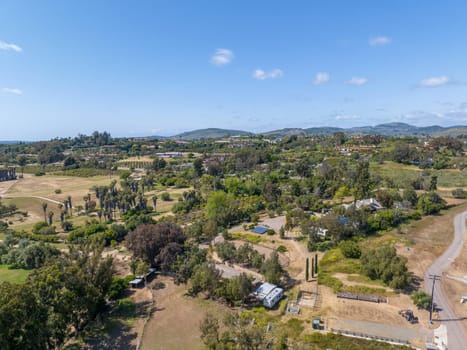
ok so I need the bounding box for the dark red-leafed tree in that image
[126,222,186,268]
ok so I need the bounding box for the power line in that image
[429,274,441,324]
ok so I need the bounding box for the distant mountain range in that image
[163,123,467,140]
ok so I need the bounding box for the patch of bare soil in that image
[319,284,432,331]
[140,276,230,350]
[83,287,152,350]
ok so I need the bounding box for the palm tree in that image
[17,156,27,178]
[41,202,48,223]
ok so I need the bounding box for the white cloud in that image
[398,105,467,125]
[334,114,360,121]
[210,48,234,66]
[0,40,22,52]
[369,36,391,46]
[346,77,368,86]
[419,75,451,87]
[253,68,284,80]
[2,88,23,95]
[313,72,330,85]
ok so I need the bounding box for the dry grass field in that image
[0,174,117,229]
[398,203,467,279]
[141,276,230,350]
[5,174,118,205]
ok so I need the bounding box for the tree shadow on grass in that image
[403,272,423,294]
[83,319,138,350]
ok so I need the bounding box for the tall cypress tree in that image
[315,254,318,275]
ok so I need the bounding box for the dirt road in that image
[0,180,17,196]
[424,210,467,350]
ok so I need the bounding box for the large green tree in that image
[0,282,48,350]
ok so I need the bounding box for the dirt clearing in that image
[141,276,230,350]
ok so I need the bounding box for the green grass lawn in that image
[318,248,387,295]
[370,161,467,188]
[0,264,30,284]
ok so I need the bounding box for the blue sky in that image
[1,0,467,140]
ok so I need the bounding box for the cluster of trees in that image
[0,242,115,349]
[199,312,406,350]
[190,263,254,306]
[216,242,265,269]
[67,220,128,245]
[390,137,463,169]
[0,235,59,269]
[360,246,411,289]
[200,313,272,349]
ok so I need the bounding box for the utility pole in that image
[429,274,441,324]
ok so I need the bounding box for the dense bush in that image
[452,188,466,199]
[32,222,56,235]
[339,240,361,258]
[411,290,431,310]
[160,192,171,201]
[417,192,446,214]
[360,246,411,289]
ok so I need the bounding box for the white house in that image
[343,198,384,211]
[316,228,328,237]
[254,282,284,308]
[263,287,284,308]
[254,282,277,301]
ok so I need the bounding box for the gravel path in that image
[424,210,467,350]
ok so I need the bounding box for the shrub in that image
[316,241,335,252]
[339,240,361,259]
[452,188,466,199]
[61,221,73,231]
[276,245,287,253]
[32,222,56,235]
[417,192,446,215]
[160,192,171,201]
[54,189,62,194]
[108,277,130,300]
[411,290,431,310]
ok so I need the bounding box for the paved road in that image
[424,210,467,350]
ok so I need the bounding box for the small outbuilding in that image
[129,278,144,288]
